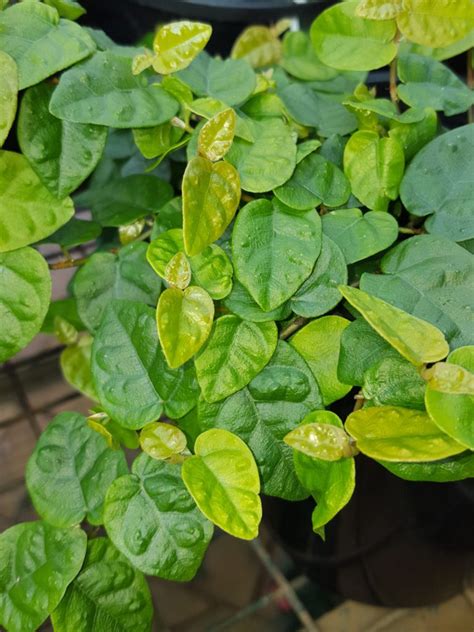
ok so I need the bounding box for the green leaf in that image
[274,152,350,211]
[164,251,191,290]
[321,208,399,264]
[151,21,212,74]
[0,247,51,363]
[360,235,474,349]
[345,406,465,461]
[104,454,213,581]
[344,96,426,125]
[18,83,107,198]
[197,340,323,500]
[152,196,183,236]
[42,218,101,249]
[281,31,338,81]
[133,122,183,159]
[178,52,256,105]
[147,228,184,278]
[0,521,86,632]
[290,316,352,406]
[290,235,347,318]
[190,244,233,300]
[51,537,153,632]
[339,285,449,366]
[232,198,321,311]
[224,280,292,323]
[396,0,474,48]
[226,117,297,192]
[0,1,95,89]
[140,422,187,460]
[231,25,281,68]
[0,51,17,147]
[41,297,84,334]
[296,139,323,163]
[363,355,426,409]
[379,451,474,482]
[397,53,474,116]
[285,414,356,461]
[26,412,127,527]
[182,156,240,256]
[50,51,179,128]
[425,361,474,449]
[73,243,161,333]
[157,286,214,369]
[60,334,97,400]
[344,130,405,211]
[92,300,200,427]
[0,151,74,252]
[198,108,236,162]
[43,0,86,20]
[292,410,355,537]
[388,107,437,161]
[195,315,277,403]
[182,428,262,539]
[310,1,397,71]
[448,345,474,372]
[400,124,474,241]
[356,0,403,19]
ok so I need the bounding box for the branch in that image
[279,316,309,340]
[49,257,88,270]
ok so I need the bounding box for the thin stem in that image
[398,226,424,235]
[279,316,309,340]
[389,56,398,104]
[49,257,88,270]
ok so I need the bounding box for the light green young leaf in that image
[231,25,281,68]
[281,31,338,81]
[190,244,233,300]
[388,107,438,161]
[183,156,240,256]
[51,537,153,632]
[345,406,465,461]
[140,422,187,460]
[60,334,97,400]
[152,21,212,74]
[44,0,86,20]
[290,316,352,406]
[0,151,74,252]
[0,1,95,89]
[133,122,184,159]
[182,428,262,539]
[50,51,179,128]
[157,286,214,369]
[321,208,399,264]
[285,415,356,461]
[344,130,405,211]
[0,521,86,632]
[195,315,277,403]
[356,0,403,19]
[448,345,474,373]
[26,412,127,527]
[147,228,184,278]
[232,198,321,311]
[165,252,192,289]
[339,285,449,366]
[0,51,17,147]
[310,1,397,71]
[0,247,51,363]
[198,108,236,162]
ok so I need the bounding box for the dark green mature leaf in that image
[182,428,262,540]
[51,537,153,632]
[400,124,474,241]
[232,198,321,311]
[197,340,323,500]
[73,242,161,332]
[293,411,355,537]
[0,1,95,89]
[42,218,101,249]
[190,244,233,300]
[0,521,86,632]
[0,51,17,147]
[90,174,173,227]
[50,51,179,128]
[360,235,474,349]
[363,355,426,409]
[0,151,74,252]
[18,83,107,198]
[290,235,346,318]
[0,247,51,363]
[178,52,256,105]
[60,334,97,400]
[224,280,292,323]
[274,152,350,211]
[397,53,474,116]
[104,454,213,581]
[41,297,84,334]
[379,451,474,482]
[92,301,199,428]
[26,412,127,527]
[195,315,277,403]
[321,208,399,264]
[281,31,338,81]
[226,117,297,192]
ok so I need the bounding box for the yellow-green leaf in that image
[198,108,236,162]
[181,429,262,539]
[60,334,97,401]
[183,156,240,257]
[356,0,403,20]
[139,422,187,460]
[157,286,214,369]
[231,25,281,68]
[152,21,212,75]
[285,411,357,461]
[345,406,465,462]
[0,51,17,147]
[147,228,184,278]
[339,285,449,366]
[165,251,191,290]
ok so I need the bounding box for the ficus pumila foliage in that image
[0,0,473,629]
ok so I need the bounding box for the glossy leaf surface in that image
[152,21,212,74]
[198,108,236,161]
[285,414,356,461]
[140,422,187,460]
[0,51,17,147]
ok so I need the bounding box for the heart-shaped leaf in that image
[139,422,187,460]
[281,31,338,81]
[190,244,233,300]
[60,334,97,401]
[198,107,236,161]
[147,228,184,278]
[165,252,192,289]
[231,25,281,68]
[224,280,292,323]
[0,51,17,147]
[152,21,212,74]
[182,428,262,539]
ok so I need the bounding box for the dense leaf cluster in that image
[0,0,473,629]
